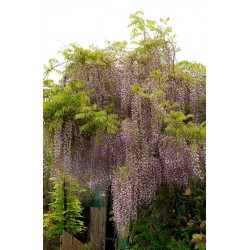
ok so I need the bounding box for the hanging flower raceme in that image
[44,11,206,238]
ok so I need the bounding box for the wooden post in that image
[115,239,118,250]
[61,231,73,250]
[89,207,106,250]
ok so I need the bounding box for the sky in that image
[43,0,205,71]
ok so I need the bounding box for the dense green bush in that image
[128,178,206,250]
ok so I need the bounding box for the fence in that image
[60,207,107,250]
[60,231,89,250]
[60,207,106,250]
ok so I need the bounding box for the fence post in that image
[89,207,106,250]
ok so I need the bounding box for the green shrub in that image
[43,173,86,240]
[128,177,206,249]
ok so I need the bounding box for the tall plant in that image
[43,173,86,240]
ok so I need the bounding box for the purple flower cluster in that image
[50,43,206,236]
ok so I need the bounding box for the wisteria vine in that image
[44,11,206,237]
